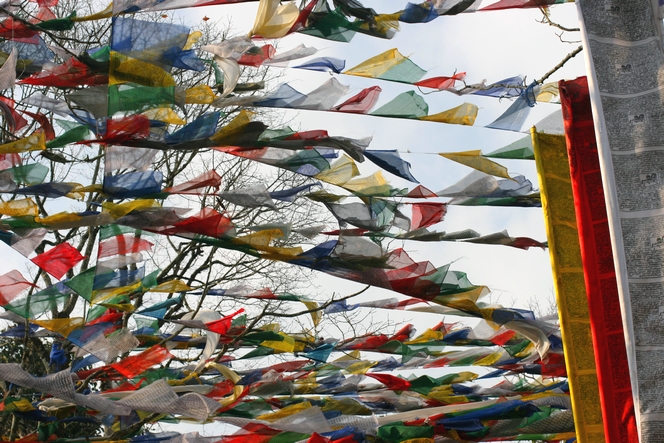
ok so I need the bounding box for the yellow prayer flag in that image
[474,351,504,366]
[425,393,469,405]
[427,385,453,398]
[92,282,143,305]
[72,3,112,21]
[103,199,161,218]
[533,129,605,443]
[261,332,295,353]
[344,48,406,79]
[314,155,360,187]
[300,300,321,327]
[536,82,560,103]
[184,85,217,105]
[7,398,35,412]
[75,184,104,194]
[142,108,186,125]
[148,279,192,293]
[109,51,175,87]
[344,360,376,374]
[438,150,512,180]
[0,131,45,154]
[406,328,443,344]
[258,245,304,261]
[36,211,81,227]
[36,211,113,230]
[249,0,300,39]
[0,198,38,216]
[334,350,361,362]
[420,103,478,126]
[234,229,284,248]
[183,31,203,51]
[343,171,387,194]
[209,110,254,145]
[257,401,311,422]
[32,317,84,337]
[64,183,86,200]
[374,13,401,22]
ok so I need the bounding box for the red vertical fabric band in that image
[560,76,638,443]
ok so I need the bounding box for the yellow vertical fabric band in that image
[532,128,605,443]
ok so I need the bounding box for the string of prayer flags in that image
[212,79,479,126]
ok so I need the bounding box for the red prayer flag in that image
[490,330,516,346]
[347,334,390,350]
[0,153,21,169]
[244,288,275,299]
[366,373,411,391]
[415,72,466,91]
[560,77,638,443]
[237,44,275,67]
[103,378,147,393]
[307,434,331,443]
[80,115,151,145]
[86,309,123,327]
[410,202,447,229]
[389,324,414,342]
[284,130,328,141]
[204,379,235,399]
[171,208,234,237]
[0,270,37,305]
[0,97,28,132]
[205,309,244,335]
[406,185,437,198]
[333,86,382,114]
[289,0,317,33]
[21,57,108,88]
[30,242,84,279]
[0,17,38,39]
[220,423,279,443]
[98,234,154,259]
[23,111,55,140]
[111,344,172,378]
[164,170,222,195]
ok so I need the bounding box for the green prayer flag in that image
[371,91,428,119]
[46,125,91,149]
[63,267,96,302]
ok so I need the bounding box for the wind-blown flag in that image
[30,242,84,279]
[98,235,154,259]
[0,270,37,305]
[439,150,512,180]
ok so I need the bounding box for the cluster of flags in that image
[0,0,581,442]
